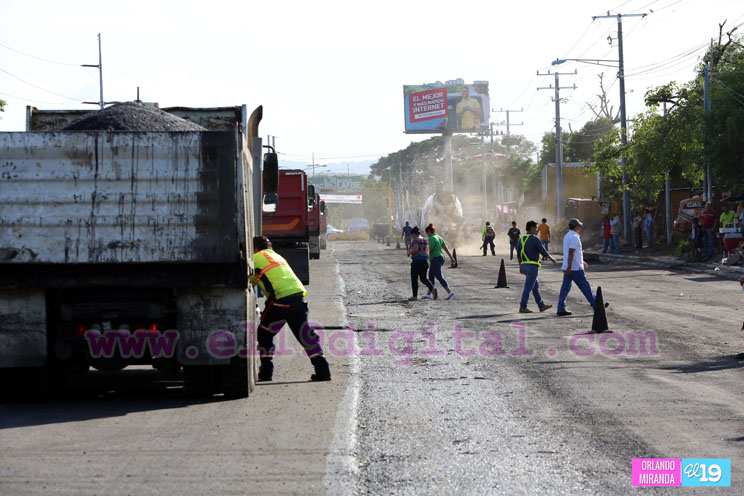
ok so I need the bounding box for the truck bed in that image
[0,130,248,286]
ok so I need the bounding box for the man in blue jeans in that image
[517,220,557,313]
[557,218,608,316]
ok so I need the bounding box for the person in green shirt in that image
[720,204,738,227]
[424,223,455,300]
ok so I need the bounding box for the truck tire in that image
[10,366,63,400]
[153,357,181,376]
[183,365,217,398]
[221,356,251,399]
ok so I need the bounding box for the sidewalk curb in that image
[590,251,744,280]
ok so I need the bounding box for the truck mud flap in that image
[0,289,47,368]
[275,246,310,284]
[309,235,320,260]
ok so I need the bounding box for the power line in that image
[0,90,76,106]
[0,40,80,66]
[650,0,686,13]
[0,66,80,101]
[630,0,661,14]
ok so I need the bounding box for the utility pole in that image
[538,70,576,220]
[593,11,647,244]
[703,38,713,201]
[492,108,524,155]
[82,33,105,109]
[663,103,672,245]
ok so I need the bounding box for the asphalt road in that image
[2,239,743,495]
[0,252,351,496]
[333,239,744,495]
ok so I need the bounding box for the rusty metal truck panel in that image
[0,130,240,265]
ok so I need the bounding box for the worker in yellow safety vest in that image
[517,220,556,314]
[250,235,331,382]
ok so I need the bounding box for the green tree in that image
[707,28,744,189]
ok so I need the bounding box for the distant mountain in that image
[278,159,374,177]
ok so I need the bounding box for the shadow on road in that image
[658,355,744,374]
[0,369,225,429]
[346,300,410,307]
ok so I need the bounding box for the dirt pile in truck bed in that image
[63,101,206,131]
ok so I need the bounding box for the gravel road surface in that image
[331,240,744,495]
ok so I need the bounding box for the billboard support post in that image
[444,130,453,192]
[482,135,488,220]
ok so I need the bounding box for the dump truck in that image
[420,191,464,247]
[0,103,275,399]
[262,169,312,283]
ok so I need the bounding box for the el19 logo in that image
[681,459,730,487]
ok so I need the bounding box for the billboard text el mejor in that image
[403,81,490,134]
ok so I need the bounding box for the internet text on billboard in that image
[404,80,490,134]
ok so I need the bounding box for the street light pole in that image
[593,11,647,244]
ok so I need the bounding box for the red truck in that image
[262,170,312,283]
[307,188,327,259]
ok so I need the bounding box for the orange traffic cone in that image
[591,286,608,333]
[494,259,508,288]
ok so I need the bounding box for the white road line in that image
[323,246,360,495]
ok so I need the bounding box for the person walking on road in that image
[611,214,621,253]
[408,226,435,300]
[644,209,654,248]
[517,220,557,313]
[537,218,551,261]
[251,235,331,382]
[482,221,496,256]
[557,218,607,316]
[425,224,455,300]
[507,221,521,261]
[401,221,413,252]
[632,211,643,249]
[701,202,717,259]
[601,215,612,253]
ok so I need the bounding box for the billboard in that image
[310,175,363,193]
[404,80,490,134]
[322,194,363,204]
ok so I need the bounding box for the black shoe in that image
[482,253,487,256]
[258,358,273,382]
[557,311,572,316]
[604,302,610,309]
[310,355,331,382]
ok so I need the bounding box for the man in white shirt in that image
[557,218,603,316]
